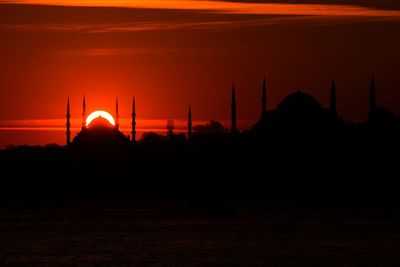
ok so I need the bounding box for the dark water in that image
[1,201,400,266]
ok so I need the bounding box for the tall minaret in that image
[368,76,376,123]
[66,96,71,146]
[131,95,136,143]
[261,76,267,119]
[115,96,119,130]
[330,79,337,116]
[188,103,192,142]
[231,82,238,135]
[82,95,86,130]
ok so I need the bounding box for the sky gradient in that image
[0,0,400,146]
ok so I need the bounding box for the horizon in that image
[0,117,250,147]
[0,80,390,148]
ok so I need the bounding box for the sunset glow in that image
[3,0,400,17]
[86,111,115,127]
[1,0,400,147]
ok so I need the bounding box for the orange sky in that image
[0,1,400,147]
[3,0,400,16]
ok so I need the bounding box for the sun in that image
[86,110,115,127]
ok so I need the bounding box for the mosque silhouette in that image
[67,96,132,147]
[65,76,398,147]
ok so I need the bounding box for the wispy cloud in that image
[2,15,394,34]
[0,17,303,33]
[2,0,400,17]
[1,1,399,35]
[53,47,193,56]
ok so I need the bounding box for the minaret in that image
[115,96,119,131]
[131,95,136,143]
[330,79,337,116]
[368,76,376,123]
[188,103,192,142]
[231,82,238,135]
[66,97,71,146]
[82,95,86,130]
[261,76,267,119]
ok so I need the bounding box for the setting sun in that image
[86,110,115,127]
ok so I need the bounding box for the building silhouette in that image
[82,95,86,131]
[251,79,343,133]
[368,76,376,123]
[231,82,238,135]
[132,96,136,143]
[64,77,399,147]
[115,97,120,131]
[261,76,267,120]
[364,76,397,128]
[66,96,131,147]
[330,79,337,116]
[66,97,71,146]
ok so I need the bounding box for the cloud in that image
[0,17,302,33]
[52,47,194,56]
[1,0,400,17]
[2,14,397,35]
[1,1,399,35]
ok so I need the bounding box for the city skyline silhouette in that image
[1,1,400,266]
[1,75,398,148]
[57,76,396,146]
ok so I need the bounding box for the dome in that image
[370,107,396,127]
[277,90,321,113]
[72,128,129,148]
[374,107,395,120]
[250,90,343,134]
[71,117,129,148]
[87,116,114,130]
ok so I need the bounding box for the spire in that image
[82,95,86,130]
[231,81,238,135]
[188,103,192,142]
[115,96,119,130]
[368,75,376,122]
[261,76,267,118]
[66,96,71,146]
[330,79,337,116]
[131,95,136,143]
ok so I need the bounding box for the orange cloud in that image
[0,17,302,33]
[2,0,400,17]
[2,15,394,35]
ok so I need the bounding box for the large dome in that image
[250,90,343,134]
[277,90,321,113]
[88,116,114,130]
[71,117,129,148]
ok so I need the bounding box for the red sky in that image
[0,0,400,146]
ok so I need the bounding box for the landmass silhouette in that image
[1,77,399,210]
[2,77,400,266]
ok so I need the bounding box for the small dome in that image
[370,107,396,127]
[374,107,395,120]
